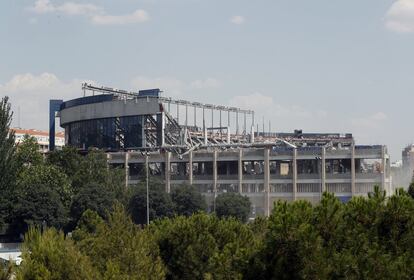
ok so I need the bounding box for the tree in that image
[70,182,117,225]
[69,150,129,204]
[16,227,98,280]
[9,165,72,235]
[0,262,13,280]
[73,205,166,279]
[171,184,207,216]
[253,200,325,280]
[0,96,18,229]
[152,213,258,279]
[71,151,116,191]
[128,180,174,225]
[408,182,414,199]
[15,134,43,167]
[245,188,414,280]
[215,192,251,223]
[47,146,82,179]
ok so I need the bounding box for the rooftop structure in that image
[50,84,392,217]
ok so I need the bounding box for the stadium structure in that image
[49,84,392,216]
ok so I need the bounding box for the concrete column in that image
[293,148,298,201]
[213,150,218,194]
[381,146,386,194]
[125,152,129,188]
[165,152,171,193]
[213,151,218,212]
[264,148,270,216]
[238,149,243,193]
[189,151,193,185]
[321,147,326,193]
[351,144,356,196]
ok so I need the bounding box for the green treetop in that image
[215,192,251,223]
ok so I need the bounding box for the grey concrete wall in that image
[60,98,160,125]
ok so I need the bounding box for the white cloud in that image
[0,73,93,130]
[57,2,103,16]
[30,0,149,25]
[130,76,221,98]
[32,0,55,13]
[230,15,245,25]
[32,0,102,15]
[91,9,149,25]
[385,0,414,33]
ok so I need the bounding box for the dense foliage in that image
[170,184,207,216]
[0,97,18,230]
[215,192,251,222]
[12,189,414,279]
[2,138,128,236]
[128,180,175,225]
[152,213,258,279]
[408,182,414,199]
[16,227,98,280]
[72,205,166,279]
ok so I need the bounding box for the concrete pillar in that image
[321,147,326,193]
[213,151,218,189]
[238,149,243,193]
[293,148,298,201]
[189,151,193,185]
[264,148,270,216]
[125,152,129,188]
[213,151,218,210]
[351,144,356,196]
[165,152,171,193]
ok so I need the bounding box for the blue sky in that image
[1,0,414,160]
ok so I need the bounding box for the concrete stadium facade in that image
[51,84,392,217]
[108,145,390,216]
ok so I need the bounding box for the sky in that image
[1,0,414,161]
